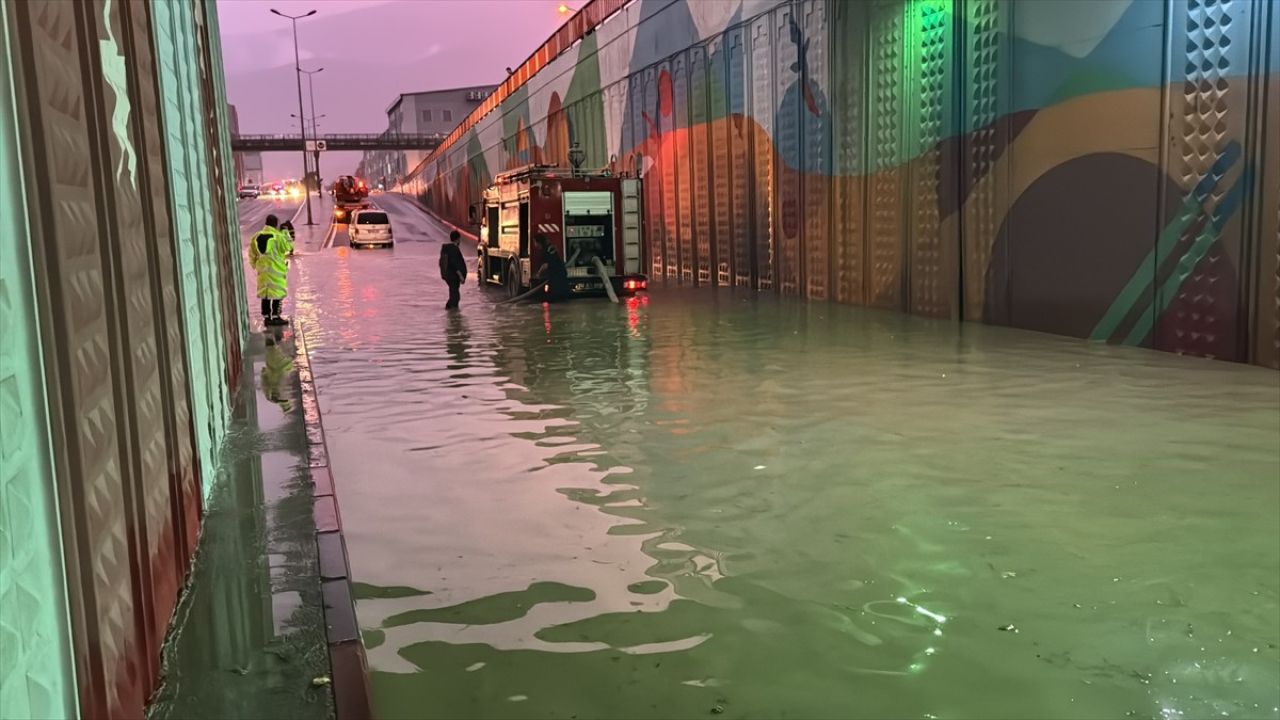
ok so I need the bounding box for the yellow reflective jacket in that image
[249,226,290,299]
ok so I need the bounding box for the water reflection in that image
[262,328,295,413]
[294,240,1280,720]
[445,311,469,369]
[150,330,330,720]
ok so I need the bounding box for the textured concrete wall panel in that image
[2,0,245,715]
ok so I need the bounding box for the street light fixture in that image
[271,7,316,224]
[290,112,327,136]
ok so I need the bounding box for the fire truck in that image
[471,165,648,300]
[332,175,370,222]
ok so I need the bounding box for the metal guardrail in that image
[231,133,445,152]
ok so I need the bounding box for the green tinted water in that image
[292,224,1279,720]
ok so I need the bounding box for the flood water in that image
[290,204,1279,720]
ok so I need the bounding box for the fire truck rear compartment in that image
[563,191,615,288]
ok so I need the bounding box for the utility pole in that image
[271,8,316,225]
[302,67,324,196]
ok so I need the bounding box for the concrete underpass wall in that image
[402,0,1279,368]
[0,1,244,717]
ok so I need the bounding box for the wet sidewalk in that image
[147,327,332,719]
[147,277,369,717]
[291,194,335,252]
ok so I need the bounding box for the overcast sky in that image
[217,0,571,180]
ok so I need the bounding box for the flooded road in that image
[290,195,1280,720]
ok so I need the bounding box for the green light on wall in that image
[0,9,78,720]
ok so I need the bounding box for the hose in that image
[593,256,619,304]
[499,283,546,305]
[497,257,620,305]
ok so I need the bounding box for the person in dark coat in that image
[534,234,570,301]
[439,229,467,309]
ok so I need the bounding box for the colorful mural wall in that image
[401,0,1279,368]
[1,0,245,717]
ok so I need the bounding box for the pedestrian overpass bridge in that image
[230,132,444,152]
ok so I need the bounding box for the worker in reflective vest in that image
[248,214,293,325]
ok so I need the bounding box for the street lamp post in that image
[301,67,324,196]
[292,107,327,195]
[271,8,316,225]
[289,115,310,166]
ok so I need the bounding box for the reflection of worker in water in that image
[261,331,294,413]
[534,233,570,301]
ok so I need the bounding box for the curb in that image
[294,322,373,720]
[289,199,308,226]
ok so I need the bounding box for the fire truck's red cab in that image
[473,166,648,299]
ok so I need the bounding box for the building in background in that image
[228,103,243,183]
[242,151,263,186]
[360,128,398,188]
[227,103,263,186]
[361,84,496,187]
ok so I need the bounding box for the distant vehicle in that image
[348,209,393,248]
[237,182,260,199]
[332,175,371,222]
[265,182,284,198]
[333,175,368,203]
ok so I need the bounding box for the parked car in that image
[348,209,393,248]
[237,182,260,199]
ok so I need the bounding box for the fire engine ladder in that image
[621,178,642,274]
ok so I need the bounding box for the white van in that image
[349,209,393,248]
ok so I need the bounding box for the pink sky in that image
[217,0,574,179]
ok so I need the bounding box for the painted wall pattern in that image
[1,0,246,717]
[402,0,1279,368]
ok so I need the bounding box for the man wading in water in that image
[439,229,467,309]
[534,233,570,301]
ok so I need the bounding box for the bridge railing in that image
[230,132,446,151]
[232,132,446,142]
